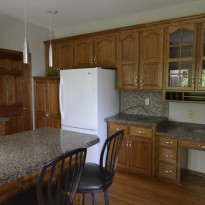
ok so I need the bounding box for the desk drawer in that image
[181,140,205,150]
[159,147,177,164]
[159,136,178,147]
[109,123,129,134]
[130,126,152,138]
[158,163,177,181]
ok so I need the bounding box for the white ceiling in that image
[0,0,199,31]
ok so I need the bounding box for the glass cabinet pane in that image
[170,30,180,45]
[169,28,193,59]
[168,61,192,87]
[201,61,205,88]
[182,29,193,44]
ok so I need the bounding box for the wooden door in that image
[34,77,60,129]
[0,49,32,134]
[165,23,197,91]
[94,33,116,67]
[74,38,94,67]
[139,28,164,90]
[47,78,61,128]
[118,30,139,89]
[34,79,47,128]
[129,136,152,176]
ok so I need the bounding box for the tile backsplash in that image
[120,91,168,117]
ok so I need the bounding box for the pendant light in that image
[48,10,58,67]
[23,0,29,64]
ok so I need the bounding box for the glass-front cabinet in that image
[165,23,197,90]
[197,22,205,90]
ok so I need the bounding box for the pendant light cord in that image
[24,0,27,38]
[49,11,51,44]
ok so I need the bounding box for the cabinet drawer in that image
[159,136,178,147]
[181,140,205,150]
[130,126,152,138]
[109,123,129,134]
[158,163,177,181]
[159,147,177,164]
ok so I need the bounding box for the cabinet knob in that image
[44,113,49,117]
[137,130,145,134]
[23,107,28,110]
[164,141,173,145]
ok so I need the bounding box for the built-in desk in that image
[157,121,205,183]
[0,127,99,203]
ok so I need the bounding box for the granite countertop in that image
[105,114,168,128]
[105,114,205,143]
[0,127,99,185]
[157,121,205,142]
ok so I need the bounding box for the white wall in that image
[169,102,205,173]
[0,13,50,76]
[0,13,51,128]
[55,0,205,38]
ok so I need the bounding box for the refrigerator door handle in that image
[59,78,64,120]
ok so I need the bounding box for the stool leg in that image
[82,194,85,205]
[91,193,95,205]
[104,190,109,205]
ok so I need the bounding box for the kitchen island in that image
[0,127,99,203]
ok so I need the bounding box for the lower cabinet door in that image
[129,136,152,176]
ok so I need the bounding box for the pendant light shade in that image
[23,37,29,64]
[49,42,53,67]
[23,0,29,64]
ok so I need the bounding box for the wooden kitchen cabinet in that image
[74,33,117,68]
[118,27,164,90]
[44,40,74,76]
[34,77,61,128]
[108,122,154,176]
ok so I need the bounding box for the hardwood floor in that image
[83,171,205,205]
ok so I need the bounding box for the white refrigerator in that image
[59,67,119,164]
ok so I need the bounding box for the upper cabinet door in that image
[139,28,164,90]
[94,33,116,67]
[118,30,139,89]
[197,22,205,91]
[74,38,94,68]
[60,41,74,70]
[165,23,197,90]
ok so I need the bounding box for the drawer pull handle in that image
[115,128,121,131]
[164,141,173,145]
[163,154,173,158]
[137,130,145,134]
[162,168,174,173]
[198,145,205,149]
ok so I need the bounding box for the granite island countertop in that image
[0,127,99,185]
[105,114,168,128]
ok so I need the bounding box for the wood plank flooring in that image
[83,171,205,205]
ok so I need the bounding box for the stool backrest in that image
[37,148,87,205]
[100,130,124,180]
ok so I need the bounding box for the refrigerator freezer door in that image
[60,68,98,131]
[61,125,99,164]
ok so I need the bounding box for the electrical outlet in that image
[145,98,149,106]
[188,110,194,118]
